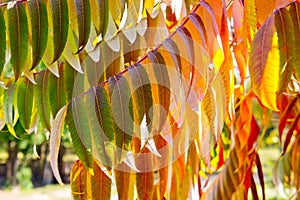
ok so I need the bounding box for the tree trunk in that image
[6,141,18,186]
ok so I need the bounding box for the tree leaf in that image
[7,1,28,80]
[188,13,207,49]
[274,8,295,94]
[91,0,109,37]
[66,104,94,174]
[48,63,66,117]
[50,0,69,63]
[255,153,265,200]
[288,2,300,81]
[162,38,182,76]
[63,60,77,101]
[244,0,257,41]
[0,88,5,130]
[282,113,300,155]
[128,64,153,136]
[94,86,114,142]
[176,26,195,98]
[108,75,133,157]
[35,69,51,131]
[114,167,134,200]
[62,25,83,73]
[0,9,5,76]
[201,73,225,140]
[109,0,125,27]
[28,0,48,70]
[70,160,88,200]
[50,105,67,186]
[74,0,91,53]
[90,161,112,200]
[135,149,154,200]
[17,77,34,131]
[278,96,298,142]
[3,83,19,138]
[249,15,280,111]
[147,50,170,133]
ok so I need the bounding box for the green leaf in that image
[35,69,51,131]
[63,60,77,101]
[90,0,109,37]
[275,8,295,94]
[17,77,34,131]
[74,0,91,53]
[0,9,5,76]
[66,104,94,174]
[7,1,28,80]
[71,86,113,167]
[50,0,69,63]
[3,83,19,138]
[50,105,68,186]
[94,86,114,142]
[128,64,153,136]
[48,63,66,117]
[108,75,133,154]
[289,2,300,81]
[28,0,48,70]
[147,50,170,132]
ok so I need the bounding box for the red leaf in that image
[283,113,300,155]
[248,115,260,148]
[255,153,265,200]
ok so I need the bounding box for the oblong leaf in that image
[90,161,112,200]
[71,85,115,167]
[90,0,109,37]
[128,64,153,135]
[50,0,69,63]
[188,13,207,49]
[17,77,34,131]
[70,160,88,200]
[3,83,19,138]
[28,0,48,70]
[94,86,114,142]
[147,50,170,132]
[249,15,280,111]
[74,0,91,53]
[35,69,51,131]
[176,26,195,98]
[66,104,94,174]
[114,167,134,200]
[0,9,5,76]
[289,2,300,80]
[108,75,133,155]
[63,60,77,101]
[48,63,66,117]
[275,8,295,94]
[162,38,182,77]
[50,105,68,186]
[109,0,125,27]
[7,1,28,80]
